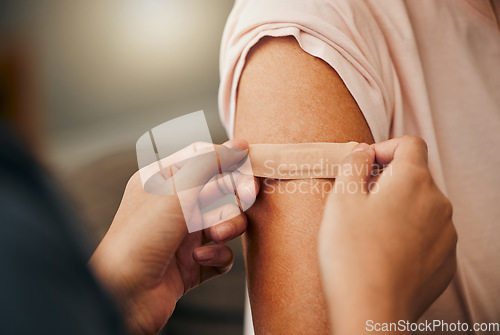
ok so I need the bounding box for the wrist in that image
[327,287,411,335]
[89,243,133,310]
[89,250,146,334]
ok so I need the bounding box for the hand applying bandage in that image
[319,136,457,335]
[89,139,258,335]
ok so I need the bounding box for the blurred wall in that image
[22,0,234,173]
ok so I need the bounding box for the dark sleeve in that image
[0,123,126,335]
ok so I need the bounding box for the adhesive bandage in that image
[247,142,358,179]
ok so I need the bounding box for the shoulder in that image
[220,0,407,140]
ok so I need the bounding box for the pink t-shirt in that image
[219,0,500,331]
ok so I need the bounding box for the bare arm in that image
[235,36,374,334]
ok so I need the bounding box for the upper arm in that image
[235,36,374,334]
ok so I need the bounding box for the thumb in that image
[335,143,375,195]
[171,145,248,233]
[173,145,248,193]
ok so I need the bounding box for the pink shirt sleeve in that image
[218,0,396,142]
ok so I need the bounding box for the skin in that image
[235,36,373,334]
[89,139,258,335]
[319,138,457,334]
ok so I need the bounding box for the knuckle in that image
[445,221,458,257]
[419,169,433,186]
[442,198,454,218]
[127,170,142,187]
[130,169,141,181]
[405,162,431,183]
[446,218,458,242]
[413,164,430,178]
[403,135,428,152]
[448,254,458,278]
[403,134,425,146]
[442,235,458,281]
[452,225,458,245]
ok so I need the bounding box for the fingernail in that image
[215,223,234,242]
[223,140,235,149]
[245,185,256,199]
[196,248,216,262]
[352,143,374,154]
[223,140,248,152]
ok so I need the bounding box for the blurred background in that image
[0,1,247,334]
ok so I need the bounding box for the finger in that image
[144,144,250,198]
[216,145,250,172]
[197,140,254,206]
[172,146,248,193]
[139,140,248,192]
[159,141,215,169]
[163,139,249,171]
[142,172,173,195]
[155,139,249,179]
[140,141,215,194]
[335,143,375,195]
[198,171,259,209]
[202,205,247,244]
[222,138,250,151]
[172,141,250,232]
[371,135,428,166]
[193,245,234,283]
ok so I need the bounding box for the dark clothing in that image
[0,123,125,334]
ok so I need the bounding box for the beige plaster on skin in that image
[247,142,358,179]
